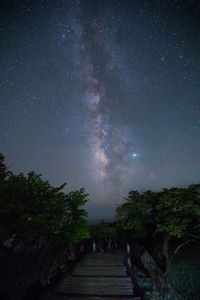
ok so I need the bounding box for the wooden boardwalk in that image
[55,252,140,300]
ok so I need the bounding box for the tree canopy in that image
[0,153,89,299]
[90,220,117,251]
[116,187,200,241]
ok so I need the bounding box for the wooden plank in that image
[72,265,127,276]
[63,276,132,283]
[57,276,133,296]
[56,252,135,298]
[80,262,124,265]
[71,298,141,300]
[58,288,134,296]
[81,255,124,260]
[81,253,123,265]
[80,259,124,266]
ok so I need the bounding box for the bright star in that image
[131,153,139,158]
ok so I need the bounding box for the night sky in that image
[1,0,200,220]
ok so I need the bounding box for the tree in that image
[115,186,200,291]
[91,220,117,251]
[0,172,89,244]
[0,153,89,299]
[0,153,8,180]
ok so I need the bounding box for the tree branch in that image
[174,239,195,256]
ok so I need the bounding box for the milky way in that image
[81,2,135,185]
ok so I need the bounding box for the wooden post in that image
[126,243,131,267]
[92,241,96,252]
[127,243,130,254]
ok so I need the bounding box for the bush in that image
[169,260,200,299]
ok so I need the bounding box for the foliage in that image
[115,186,200,291]
[91,220,117,251]
[0,153,89,299]
[116,187,200,240]
[91,220,117,239]
[0,172,89,246]
[169,260,200,299]
[0,153,7,179]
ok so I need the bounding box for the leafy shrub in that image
[169,261,200,299]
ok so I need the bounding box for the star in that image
[131,153,139,158]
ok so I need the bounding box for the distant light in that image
[131,153,139,158]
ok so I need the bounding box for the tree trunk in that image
[133,235,196,296]
[140,249,168,291]
[162,234,172,279]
